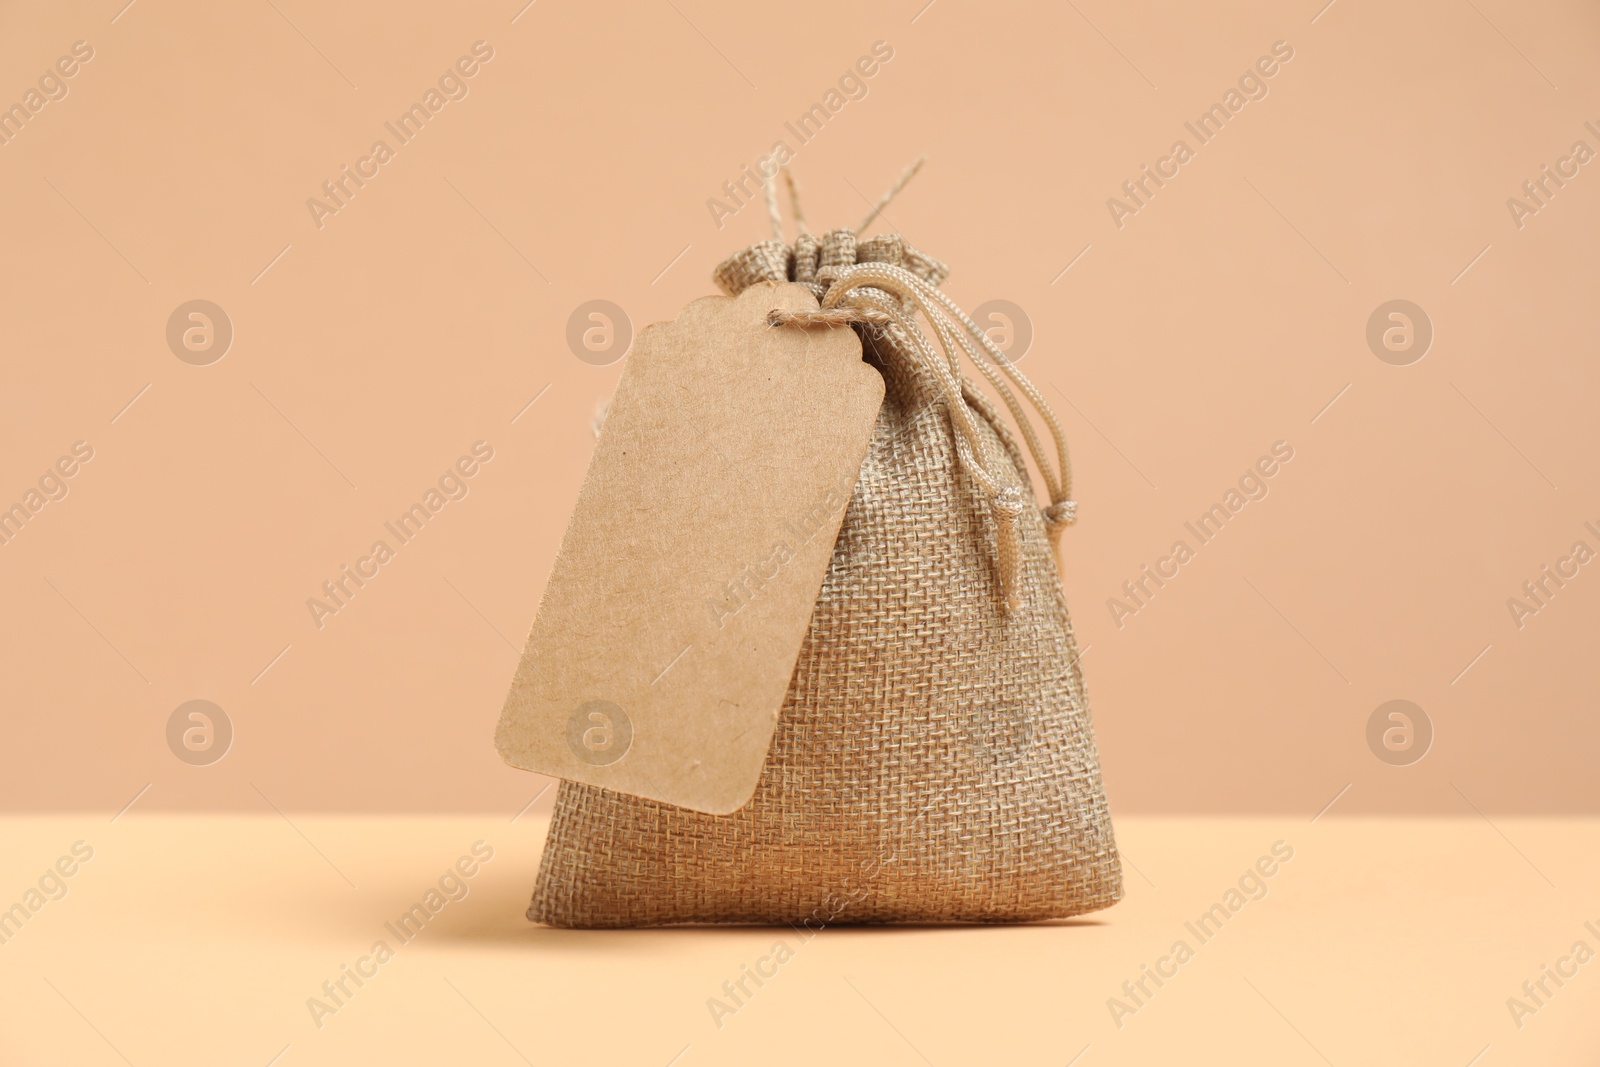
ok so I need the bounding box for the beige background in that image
[2,0,1597,818]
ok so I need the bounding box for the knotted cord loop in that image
[773,260,1078,611]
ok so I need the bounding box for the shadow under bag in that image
[529,229,1122,926]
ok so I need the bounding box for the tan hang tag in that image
[495,281,884,815]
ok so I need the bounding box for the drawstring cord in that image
[771,261,1077,612]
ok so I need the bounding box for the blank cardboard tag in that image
[495,282,884,815]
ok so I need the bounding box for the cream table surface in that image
[0,814,1592,1066]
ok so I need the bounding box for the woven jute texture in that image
[529,229,1121,927]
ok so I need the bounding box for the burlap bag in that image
[528,228,1121,926]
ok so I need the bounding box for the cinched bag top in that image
[714,228,949,301]
[716,226,1078,613]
